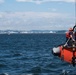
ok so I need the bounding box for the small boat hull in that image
[59,46,76,64]
[52,46,76,66]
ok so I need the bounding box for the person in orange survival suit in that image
[73,24,76,40]
[63,28,75,47]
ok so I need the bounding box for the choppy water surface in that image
[0,34,76,75]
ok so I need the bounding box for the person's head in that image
[69,28,73,32]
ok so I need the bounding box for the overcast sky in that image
[0,0,75,30]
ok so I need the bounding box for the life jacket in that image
[66,31,76,40]
[66,32,70,38]
[70,31,76,41]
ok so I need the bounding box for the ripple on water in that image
[0,34,76,75]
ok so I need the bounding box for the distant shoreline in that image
[0,30,67,34]
[0,32,66,34]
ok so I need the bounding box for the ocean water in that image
[0,34,76,75]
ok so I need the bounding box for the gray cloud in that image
[0,12,75,30]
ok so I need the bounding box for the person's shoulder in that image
[66,32,70,35]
